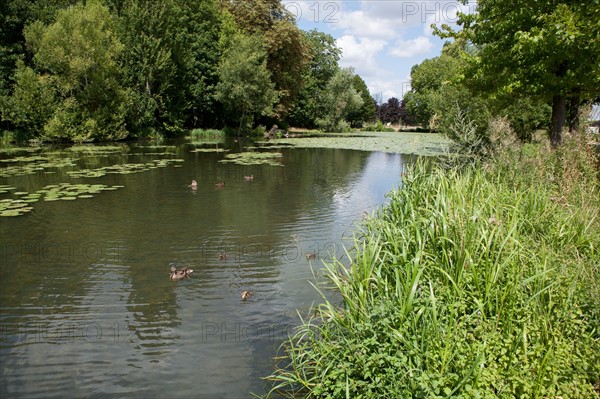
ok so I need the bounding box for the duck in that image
[215,182,225,188]
[218,253,227,261]
[241,291,254,301]
[243,175,254,181]
[305,252,317,260]
[170,265,194,281]
[190,180,198,190]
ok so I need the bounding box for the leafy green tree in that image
[0,60,57,141]
[20,1,129,141]
[437,0,600,145]
[287,30,340,128]
[118,0,221,134]
[316,68,363,132]
[221,0,310,117]
[117,0,177,133]
[215,34,277,134]
[404,42,491,140]
[403,48,464,129]
[347,74,376,127]
[0,0,73,98]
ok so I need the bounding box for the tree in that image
[347,74,376,127]
[400,98,417,126]
[117,0,222,134]
[379,97,402,125]
[0,60,57,141]
[222,0,310,117]
[403,48,464,129]
[437,0,600,145]
[215,34,277,134]
[287,30,340,128]
[8,1,129,141]
[316,68,363,132]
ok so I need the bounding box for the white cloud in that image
[336,35,387,75]
[284,0,458,101]
[389,36,434,58]
[336,10,397,39]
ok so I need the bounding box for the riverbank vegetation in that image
[266,128,600,397]
[264,0,599,394]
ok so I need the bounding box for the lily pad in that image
[190,148,229,153]
[0,185,16,194]
[0,157,79,177]
[67,159,184,178]
[0,199,34,216]
[219,152,283,166]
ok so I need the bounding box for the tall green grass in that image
[265,141,600,398]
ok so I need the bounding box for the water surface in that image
[0,140,409,398]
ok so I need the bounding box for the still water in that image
[0,140,409,398]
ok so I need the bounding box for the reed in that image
[265,141,600,398]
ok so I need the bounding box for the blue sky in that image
[283,1,476,101]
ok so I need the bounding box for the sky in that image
[283,1,477,102]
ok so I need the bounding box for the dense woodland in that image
[0,0,598,147]
[0,0,376,142]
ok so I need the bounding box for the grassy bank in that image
[266,137,600,398]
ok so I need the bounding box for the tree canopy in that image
[436,0,600,144]
[0,0,375,142]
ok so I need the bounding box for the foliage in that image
[315,68,363,132]
[0,0,73,100]
[221,0,310,117]
[0,0,318,143]
[215,34,277,134]
[362,120,395,132]
[15,1,129,142]
[0,60,57,141]
[287,30,341,129]
[118,0,222,134]
[377,97,404,125]
[403,44,469,130]
[347,75,376,128]
[436,0,600,145]
[266,139,600,397]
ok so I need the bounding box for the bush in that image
[362,120,395,132]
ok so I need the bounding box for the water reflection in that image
[1,142,408,397]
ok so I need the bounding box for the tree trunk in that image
[550,94,566,146]
[568,92,580,133]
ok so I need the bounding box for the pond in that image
[0,136,432,398]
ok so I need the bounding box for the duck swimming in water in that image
[190,180,198,189]
[215,182,225,188]
[241,291,253,301]
[170,265,194,281]
[243,175,254,181]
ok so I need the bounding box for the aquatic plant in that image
[219,152,283,166]
[0,183,124,216]
[269,131,449,156]
[266,150,600,397]
[0,157,80,177]
[67,159,184,178]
